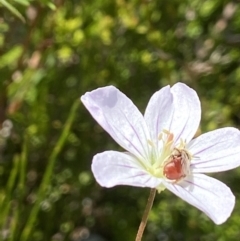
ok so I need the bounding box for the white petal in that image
[92,151,162,188]
[170,83,201,143]
[164,174,235,224]
[81,86,151,160]
[189,127,240,173]
[144,85,174,145]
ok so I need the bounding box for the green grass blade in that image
[0,0,25,22]
[19,133,28,200]
[19,99,79,241]
[0,155,20,228]
[8,203,19,241]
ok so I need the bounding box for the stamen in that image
[167,133,174,143]
[179,138,186,149]
[147,140,154,147]
[162,129,170,134]
[158,133,163,140]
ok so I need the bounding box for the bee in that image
[163,148,190,181]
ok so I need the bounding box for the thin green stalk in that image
[5,155,20,198]
[20,99,79,241]
[0,155,20,228]
[12,133,28,238]
[19,133,28,200]
[0,0,25,22]
[9,203,19,241]
[135,188,156,241]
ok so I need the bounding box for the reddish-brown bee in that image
[163,149,190,181]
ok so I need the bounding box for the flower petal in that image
[81,86,151,160]
[144,85,174,145]
[189,127,240,173]
[164,174,235,224]
[92,151,162,188]
[170,83,201,143]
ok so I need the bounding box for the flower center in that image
[148,130,192,183]
[163,148,191,182]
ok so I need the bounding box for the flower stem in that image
[135,188,156,241]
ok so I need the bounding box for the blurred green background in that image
[1,0,240,240]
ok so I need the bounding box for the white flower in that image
[81,82,240,225]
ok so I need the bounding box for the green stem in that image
[135,188,156,241]
[19,99,79,241]
[0,155,20,228]
[19,133,28,200]
[9,202,19,241]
